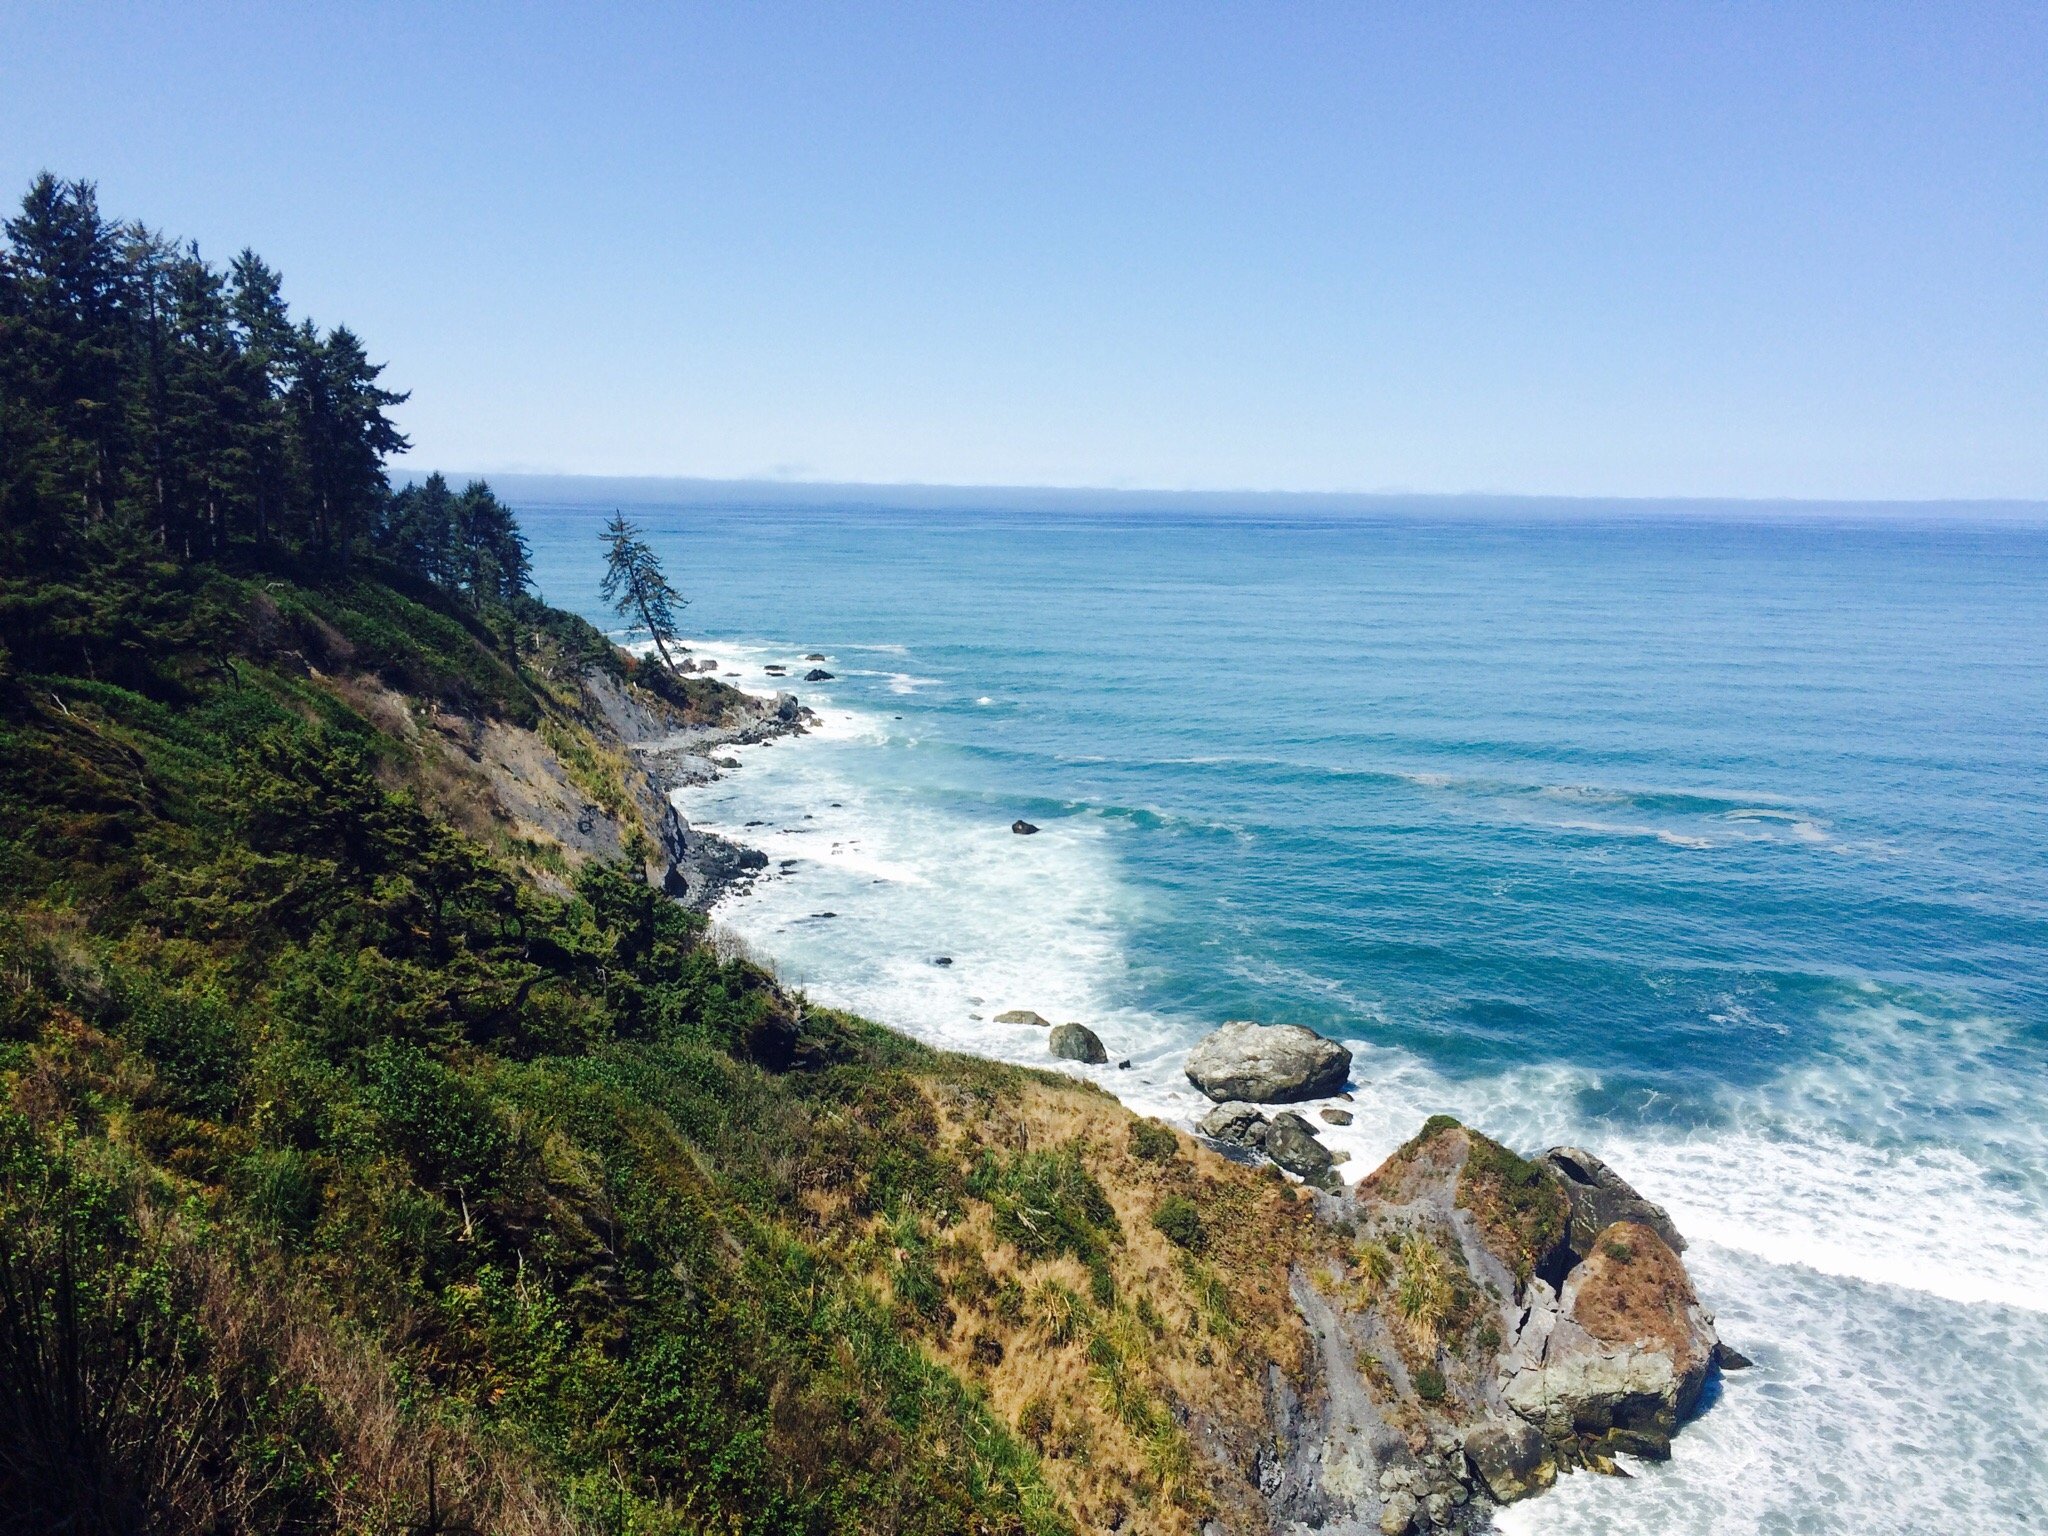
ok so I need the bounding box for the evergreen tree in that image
[227,250,298,551]
[376,474,530,607]
[290,323,408,560]
[0,175,416,579]
[377,470,461,587]
[454,478,530,603]
[599,512,685,672]
[0,175,130,549]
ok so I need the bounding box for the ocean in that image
[516,488,2048,1535]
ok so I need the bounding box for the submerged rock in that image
[1048,1022,1108,1064]
[1540,1146,1686,1258]
[1184,1020,1352,1103]
[1319,1106,1354,1125]
[993,1009,1050,1026]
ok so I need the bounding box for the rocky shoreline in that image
[578,663,817,911]
[610,666,1738,1534]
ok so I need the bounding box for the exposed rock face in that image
[1184,1020,1352,1103]
[773,691,802,722]
[1047,1022,1108,1064]
[994,1009,1050,1026]
[1255,1117,1727,1533]
[1499,1221,1718,1460]
[1541,1146,1686,1258]
[1198,1100,1270,1150]
[1463,1419,1557,1503]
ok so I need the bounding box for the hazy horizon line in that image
[391,468,2048,522]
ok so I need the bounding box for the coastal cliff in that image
[0,549,1732,1534]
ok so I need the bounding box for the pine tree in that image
[0,175,131,545]
[598,512,685,672]
[454,479,530,604]
[290,323,408,560]
[227,250,298,551]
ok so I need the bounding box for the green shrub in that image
[969,1143,1121,1267]
[1128,1119,1179,1163]
[361,1042,511,1194]
[1414,1364,1447,1401]
[1151,1194,1207,1252]
[234,1148,322,1242]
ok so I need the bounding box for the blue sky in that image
[5,3,2045,499]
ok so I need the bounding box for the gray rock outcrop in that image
[1048,1022,1108,1064]
[1265,1114,1341,1191]
[1184,1020,1351,1103]
[994,1009,1050,1026]
[1499,1221,1718,1460]
[1540,1146,1686,1258]
[1462,1418,1556,1503]
[1197,1100,1271,1150]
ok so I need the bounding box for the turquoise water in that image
[521,493,2048,1534]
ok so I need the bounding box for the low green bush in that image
[1151,1194,1207,1253]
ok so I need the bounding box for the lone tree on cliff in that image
[599,511,687,672]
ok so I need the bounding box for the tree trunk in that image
[635,589,680,674]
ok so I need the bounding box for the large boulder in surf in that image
[1184,1020,1351,1103]
[994,1009,1051,1027]
[1499,1221,1719,1460]
[1539,1146,1686,1259]
[1048,1022,1109,1065]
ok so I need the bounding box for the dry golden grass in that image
[1567,1221,1709,1370]
[900,1076,1317,1535]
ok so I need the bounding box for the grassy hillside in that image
[0,551,1315,1536]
